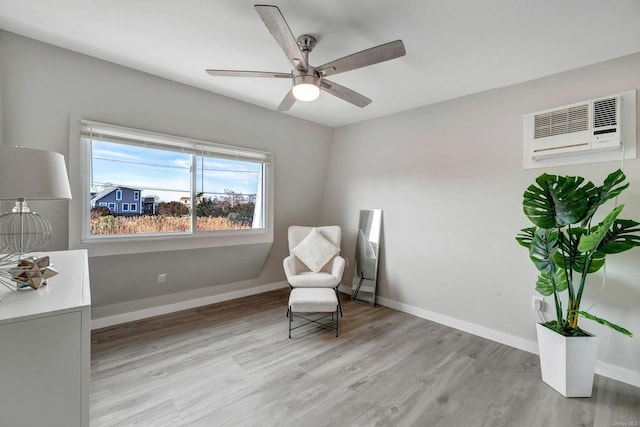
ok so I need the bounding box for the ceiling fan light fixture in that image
[292,74,320,101]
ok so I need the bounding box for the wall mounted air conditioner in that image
[523,90,636,169]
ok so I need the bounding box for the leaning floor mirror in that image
[351,209,382,306]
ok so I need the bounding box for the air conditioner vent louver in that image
[593,97,617,128]
[534,104,588,139]
[523,90,636,169]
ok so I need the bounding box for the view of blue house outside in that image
[89,139,263,236]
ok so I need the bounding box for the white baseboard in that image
[375,295,640,388]
[375,295,539,354]
[91,281,288,330]
[595,360,640,388]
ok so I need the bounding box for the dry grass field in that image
[91,215,249,235]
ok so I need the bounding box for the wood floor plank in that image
[91,288,640,426]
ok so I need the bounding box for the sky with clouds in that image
[91,140,261,202]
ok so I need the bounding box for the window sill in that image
[71,228,273,257]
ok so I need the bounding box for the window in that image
[80,120,270,241]
[99,202,107,207]
[107,202,116,212]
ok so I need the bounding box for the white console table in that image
[0,249,91,427]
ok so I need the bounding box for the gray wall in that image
[322,52,640,377]
[0,30,333,307]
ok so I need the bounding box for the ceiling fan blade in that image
[321,79,372,108]
[206,69,291,78]
[316,40,406,78]
[254,5,307,70]
[277,89,297,111]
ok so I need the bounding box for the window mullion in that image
[190,153,196,234]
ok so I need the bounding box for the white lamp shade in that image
[0,146,72,200]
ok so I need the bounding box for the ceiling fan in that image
[205,4,406,111]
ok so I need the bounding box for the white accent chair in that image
[283,225,345,316]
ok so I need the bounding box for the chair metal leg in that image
[334,287,343,317]
[286,284,293,317]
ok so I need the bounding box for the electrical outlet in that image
[157,274,167,284]
[532,295,544,311]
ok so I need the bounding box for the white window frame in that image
[133,191,139,201]
[115,189,123,201]
[130,203,137,212]
[68,119,273,257]
[107,202,116,212]
[121,203,129,212]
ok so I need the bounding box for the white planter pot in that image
[535,323,599,397]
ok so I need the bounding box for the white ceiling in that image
[1,1,640,128]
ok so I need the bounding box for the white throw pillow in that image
[293,227,340,273]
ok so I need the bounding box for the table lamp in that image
[0,145,72,293]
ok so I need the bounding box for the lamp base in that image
[0,200,52,253]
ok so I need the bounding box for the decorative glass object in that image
[0,200,52,253]
[8,256,58,289]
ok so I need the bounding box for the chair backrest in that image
[288,225,342,255]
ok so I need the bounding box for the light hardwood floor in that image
[91,288,640,427]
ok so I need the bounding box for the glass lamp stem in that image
[13,198,29,253]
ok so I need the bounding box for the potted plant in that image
[516,169,639,397]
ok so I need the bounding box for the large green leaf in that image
[571,251,606,273]
[583,169,629,226]
[529,228,558,273]
[548,228,604,273]
[535,269,568,296]
[555,228,581,266]
[578,205,624,252]
[523,173,595,229]
[577,310,633,337]
[597,219,640,254]
[516,227,536,249]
